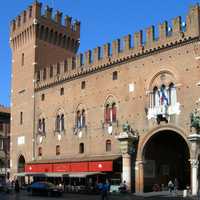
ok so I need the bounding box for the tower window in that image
[79,143,84,154]
[81,81,86,89]
[60,87,64,95]
[41,94,45,101]
[21,53,24,66]
[56,145,60,155]
[106,140,111,152]
[113,71,118,80]
[20,112,23,125]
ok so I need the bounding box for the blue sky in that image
[0,0,199,107]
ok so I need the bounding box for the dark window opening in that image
[64,60,68,72]
[106,140,111,152]
[22,53,24,66]
[56,145,60,155]
[57,63,60,75]
[79,143,84,154]
[41,94,45,101]
[81,81,86,89]
[20,112,23,125]
[43,68,46,80]
[38,147,42,157]
[60,87,64,95]
[72,57,76,70]
[113,71,118,80]
[50,66,53,78]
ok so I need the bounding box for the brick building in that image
[10,1,200,194]
[0,105,10,183]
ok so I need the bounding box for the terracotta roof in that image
[0,105,10,114]
[28,154,121,164]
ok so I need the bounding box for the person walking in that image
[98,180,110,200]
[168,179,174,193]
[14,179,20,193]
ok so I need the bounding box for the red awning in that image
[25,160,113,173]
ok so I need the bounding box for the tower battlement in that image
[35,4,200,90]
[10,1,80,52]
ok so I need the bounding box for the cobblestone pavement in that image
[0,191,198,200]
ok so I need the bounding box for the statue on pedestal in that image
[190,109,200,133]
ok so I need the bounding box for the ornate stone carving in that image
[190,109,200,133]
[190,159,199,168]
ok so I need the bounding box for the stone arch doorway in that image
[17,155,26,186]
[142,130,190,192]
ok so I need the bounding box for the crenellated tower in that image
[9,0,80,178]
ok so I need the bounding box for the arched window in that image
[18,155,25,173]
[38,119,42,132]
[106,140,111,152]
[55,113,65,132]
[82,109,86,127]
[38,118,45,134]
[56,115,60,131]
[76,109,86,129]
[42,118,45,133]
[61,114,64,131]
[38,147,42,157]
[104,101,117,124]
[79,143,84,154]
[112,103,117,122]
[105,104,110,124]
[153,87,159,107]
[169,83,176,106]
[76,110,81,129]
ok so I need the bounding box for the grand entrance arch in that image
[142,130,190,192]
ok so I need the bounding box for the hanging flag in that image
[160,87,168,105]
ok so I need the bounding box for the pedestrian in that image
[14,179,20,193]
[168,179,174,193]
[174,178,178,192]
[119,180,127,193]
[98,180,110,200]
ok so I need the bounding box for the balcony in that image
[147,103,181,120]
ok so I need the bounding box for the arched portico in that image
[135,125,191,193]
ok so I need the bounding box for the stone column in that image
[188,134,200,196]
[135,160,144,193]
[122,153,131,191]
[190,159,199,196]
[116,130,138,192]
